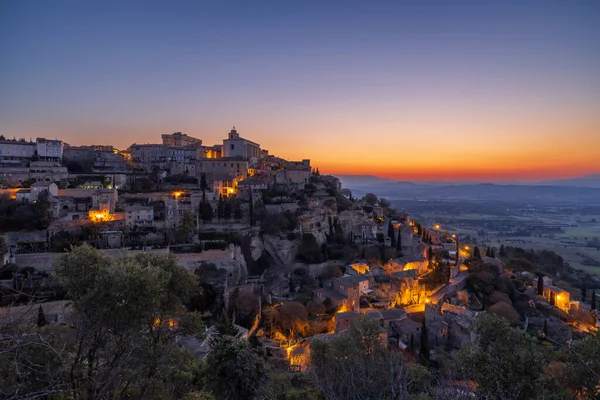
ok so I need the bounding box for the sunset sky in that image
[1,0,599,181]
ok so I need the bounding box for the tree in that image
[490,248,495,258]
[488,302,519,323]
[249,188,255,226]
[499,244,507,257]
[396,227,403,255]
[364,193,378,206]
[486,247,491,257]
[591,290,596,310]
[543,319,548,338]
[310,317,431,400]
[581,282,587,302]
[537,275,544,295]
[37,305,47,327]
[387,221,395,248]
[51,245,200,399]
[200,172,207,191]
[378,197,390,210]
[176,211,196,243]
[473,246,482,259]
[202,336,264,400]
[340,188,352,200]
[420,317,430,363]
[454,314,547,400]
[217,195,224,220]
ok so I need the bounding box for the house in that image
[543,285,578,312]
[333,311,360,333]
[30,181,58,201]
[397,317,422,349]
[125,204,154,228]
[441,303,478,346]
[380,309,407,329]
[333,275,361,311]
[312,287,348,312]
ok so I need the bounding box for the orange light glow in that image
[434,224,440,230]
[425,298,430,304]
[452,234,456,238]
[172,191,183,199]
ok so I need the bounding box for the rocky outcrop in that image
[262,234,299,266]
[250,234,265,261]
[338,209,373,239]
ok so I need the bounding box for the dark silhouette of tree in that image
[537,275,544,295]
[485,248,491,257]
[473,246,482,259]
[0,135,5,140]
[543,319,548,338]
[387,221,395,247]
[234,200,242,219]
[490,248,495,258]
[499,244,506,257]
[420,318,429,363]
[223,198,232,219]
[249,188,255,226]
[591,290,596,310]
[37,305,47,327]
[396,228,403,256]
[581,282,587,302]
[364,193,378,206]
[427,247,433,262]
[217,195,224,220]
[200,172,207,191]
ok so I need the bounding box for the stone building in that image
[222,127,261,159]
[161,132,202,147]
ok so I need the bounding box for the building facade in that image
[222,128,261,159]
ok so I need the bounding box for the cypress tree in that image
[499,244,506,257]
[387,221,395,247]
[490,248,495,258]
[543,319,548,338]
[473,246,481,259]
[396,228,403,255]
[581,282,587,302]
[200,172,207,191]
[485,248,491,257]
[249,188,255,226]
[37,305,46,327]
[591,290,596,310]
[537,275,544,295]
[420,318,430,363]
[217,195,224,220]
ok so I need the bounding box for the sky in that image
[1,0,599,181]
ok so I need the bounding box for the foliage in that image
[0,192,52,231]
[176,211,196,244]
[453,313,548,399]
[310,317,432,400]
[297,234,325,263]
[201,335,264,400]
[259,372,324,400]
[363,193,378,206]
[0,244,204,399]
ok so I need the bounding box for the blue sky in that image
[1,0,599,180]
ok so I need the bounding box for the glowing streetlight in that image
[434,224,440,230]
[464,246,470,251]
[452,234,456,239]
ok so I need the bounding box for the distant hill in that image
[538,174,600,188]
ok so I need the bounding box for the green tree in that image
[363,193,378,206]
[420,317,430,363]
[176,211,196,243]
[310,317,431,400]
[36,305,46,327]
[201,336,264,400]
[387,221,396,248]
[454,313,547,399]
[473,246,482,259]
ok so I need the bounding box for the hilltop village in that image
[1,129,599,399]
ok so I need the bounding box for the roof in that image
[427,318,448,332]
[310,332,341,344]
[31,181,54,187]
[315,288,347,302]
[397,317,421,333]
[335,311,360,319]
[441,303,477,319]
[547,285,568,294]
[335,275,360,287]
[398,255,426,263]
[392,270,418,279]
[365,310,383,320]
[380,308,407,320]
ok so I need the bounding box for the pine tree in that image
[217,195,224,220]
[249,188,255,226]
[591,290,596,310]
[543,319,548,338]
[200,172,207,191]
[499,244,506,257]
[581,282,587,302]
[420,318,430,363]
[417,223,422,236]
[387,221,395,247]
[537,275,544,295]
[485,248,491,257]
[490,248,495,258]
[473,246,482,259]
[37,305,47,327]
[396,228,403,255]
